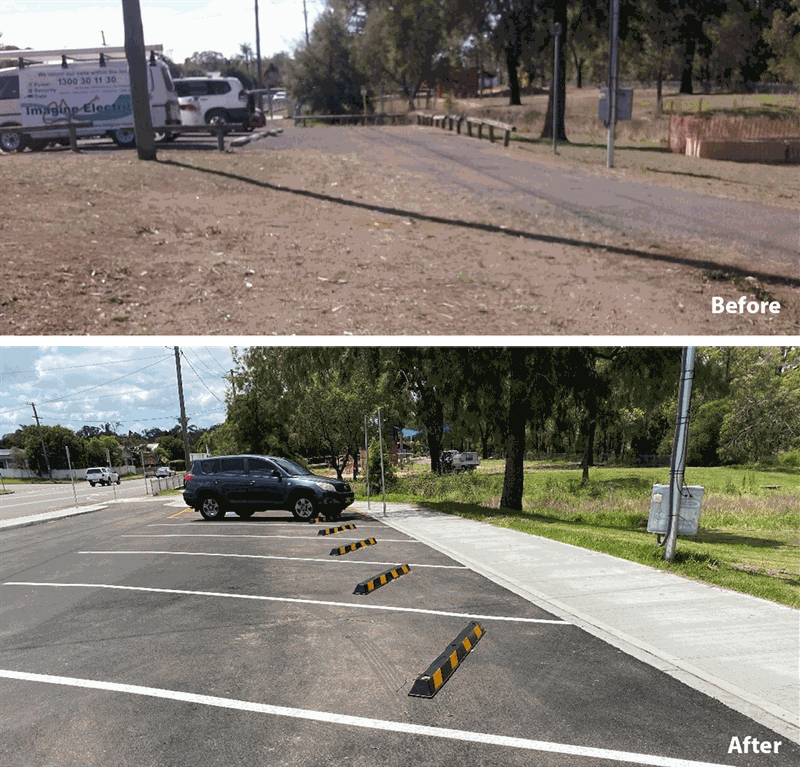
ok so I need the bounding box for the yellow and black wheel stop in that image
[329,537,377,556]
[353,564,411,594]
[408,622,484,698]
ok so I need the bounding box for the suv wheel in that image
[199,494,227,520]
[291,495,317,522]
[205,109,230,133]
[89,481,96,487]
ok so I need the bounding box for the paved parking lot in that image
[1,500,796,766]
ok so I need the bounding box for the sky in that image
[0,345,235,439]
[1,0,325,64]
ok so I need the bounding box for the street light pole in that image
[606,0,620,168]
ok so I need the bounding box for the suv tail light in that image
[184,472,193,483]
[180,103,197,111]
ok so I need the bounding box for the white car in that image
[155,467,176,477]
[174,77,248,128]
[86,467,120,486]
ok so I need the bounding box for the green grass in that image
[354,463,800,608]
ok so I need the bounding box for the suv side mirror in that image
[271,469,282,480]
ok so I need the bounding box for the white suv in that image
[174,77,248,128]
[86,467,120,486]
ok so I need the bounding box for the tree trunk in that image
[656,70,663,116]
[680,36,695,94]
[500,350,528,510]
[506,47,521,106]
[580,417,596,485]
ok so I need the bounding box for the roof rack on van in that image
[9,44,164,65]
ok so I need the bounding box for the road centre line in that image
[79,550,467,569]
[0,670,736,767]
[124,534,418,543]
[3,582,568,625]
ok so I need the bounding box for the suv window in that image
[207,80,232,95]
[175,80,209,98]
[200,458,220,474]
[248,458,278,476]
[219,457,245,474]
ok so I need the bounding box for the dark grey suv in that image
[183,455,355,522]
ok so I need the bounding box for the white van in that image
[0,44,181,152]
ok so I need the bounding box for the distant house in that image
[439,67,499,98]
[0,447,26,470]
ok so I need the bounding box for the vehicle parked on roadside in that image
[155,466,175,477]
[0,44,180,152]
[183,454,355,521]
[440,450,480,472]
[174,76,248,130]
[86,467,121,486]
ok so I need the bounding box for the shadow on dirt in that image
[161,157,800,290]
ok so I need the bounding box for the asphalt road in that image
[0,479,150,522]
[1,500,796,767]
[238,124,799,283]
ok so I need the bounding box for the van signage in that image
[19,62,134,127]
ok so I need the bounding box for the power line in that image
[0,352,170,378]
[180,350,226,406]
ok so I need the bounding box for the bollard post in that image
[216,125,225,151]
[69,122,79,152]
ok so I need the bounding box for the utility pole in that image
[121,0,157,160]
[303,0,310,45]
[664,347,696,562]
[30,402,52,479]
[174,347,190,472]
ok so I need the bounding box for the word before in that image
[712,297,781,314]
[727,736,782,754]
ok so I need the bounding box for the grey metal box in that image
[647,484,704,535]
[599,88,633,122]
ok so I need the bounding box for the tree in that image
[85,435,123,467]
[763,0,800,83]
[21,425,85,474]
[630,0,683,114]
[353,0,466,109]
[718,347,800,463]
[392,348,467,474]
[289,7,365,115]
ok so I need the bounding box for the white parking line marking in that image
[123,533,419,543]
[0,670,735,767]
[3,582,568,625]
[80,550,467,569]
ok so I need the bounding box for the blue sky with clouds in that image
[0,345,235,438]
[2,0,324,63]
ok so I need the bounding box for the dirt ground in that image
[1,122,797,336]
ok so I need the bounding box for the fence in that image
[0,465,137,480]
[292,113,408,127]
[416,111,516,147]
[147,473,186,496]
[668,115,800,154]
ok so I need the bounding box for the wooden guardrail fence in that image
[416,112,516,147]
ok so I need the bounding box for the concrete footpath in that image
[353,501,799,745]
